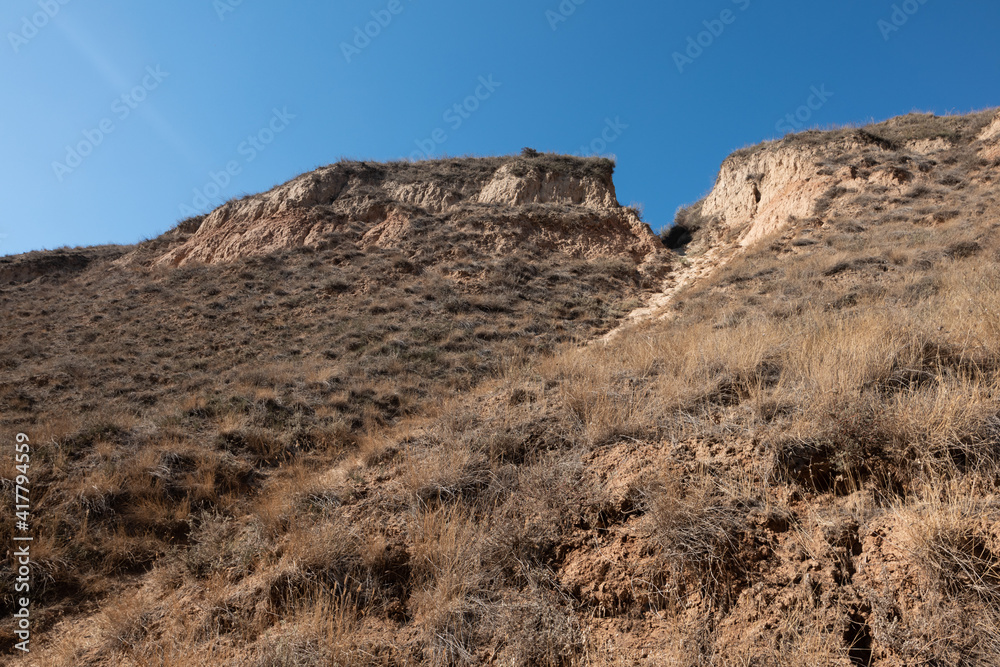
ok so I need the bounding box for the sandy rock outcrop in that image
[977,110,1000,161]
[698,111,997,250]
[978,111,1000,143]
[605,109,1000,338]
[700,147,831,248]
[476,162,619,209]
[137,156,662,268]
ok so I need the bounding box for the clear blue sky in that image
[2,0,999,255]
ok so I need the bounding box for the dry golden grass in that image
[408,506,485,662]
[644,464,748,608]
[898,481,1000,608]
[10,113,1000,665]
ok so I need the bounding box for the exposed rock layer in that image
[700,110,999,248]
[140,156,663,267]
[606,109,1000,336]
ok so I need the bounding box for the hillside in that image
[0,153,669,665]
[4,109,1000,665]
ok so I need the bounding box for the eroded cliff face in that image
[978,112,1000,159]
[476,162,621,209]
[695,110,1000,250]
[609,110,1000,335]
[701,146,829,248]
[139,156,662,267]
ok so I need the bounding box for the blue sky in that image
[2,0,999,255]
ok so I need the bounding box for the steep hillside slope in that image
[515,109,1000,665]
[616,109,1000,333]
[0,154,669,665]
[7,110,1000,666]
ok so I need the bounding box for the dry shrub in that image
[558,371,655,446]
[408,505,486,665]
[184,514,268,581]
[101,591,162,656]
[861,481,1000,664]
[247,586,374,667]
[479,451,593,585]
[490,584,584,666]
[403,438,490,503]
[753,601,856,667]
[900,484,1000,608]
[644,465,748,608]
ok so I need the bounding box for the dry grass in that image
[899,482,1000,608]
[408,506,486,664]
[0,178,650,654]
[644,465,749,609]
[9,112,1000,665]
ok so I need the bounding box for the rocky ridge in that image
[131,155,664,269]
[608,109,1000,335]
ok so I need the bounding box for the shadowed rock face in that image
[142,155,663,267]
[0,247,125,286]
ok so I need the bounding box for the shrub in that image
[662,200,713,249]
[644,466,748,607]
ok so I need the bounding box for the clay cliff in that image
[132,155,663,269]
[683,110,998,251]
